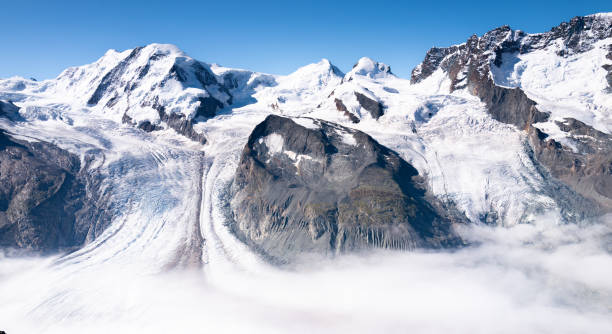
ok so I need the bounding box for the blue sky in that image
[1,0,610,80]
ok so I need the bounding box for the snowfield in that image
[490,38,612,135]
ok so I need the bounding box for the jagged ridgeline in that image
[411,14,612,213]
[229,115,464,263]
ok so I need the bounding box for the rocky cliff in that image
[411,14,612,213]
[0,130,110,252]
[229,115,464,263]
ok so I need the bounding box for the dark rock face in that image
[230,115,463,263]
[604,66,612,89]
[528,120,612,211]
[413,26,549,129]
[334,98,360,123]
[411,14,612,214]
[354,92,384,119]
[0,100,22,121]
[88,47,144,106]
[137,120,163,132]
[195,96,224,119]
[470,76,549,130]
[121,113,163,133]
[527,15,612,55]
[604,47,612,89]
[151,98,207,144]
[121,97,207,144]
[410,45,461,85]
[158,110,207,144]
[0,131,111,251]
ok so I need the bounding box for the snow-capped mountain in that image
[0,13,611,260]
[410,12,612,213]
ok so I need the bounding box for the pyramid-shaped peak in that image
[289,59,344,79]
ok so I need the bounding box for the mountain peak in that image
[346,57,393,80]
[92,44,187,71]
[140,43,187,59]
[283,59,344,90]
[314,58,344,77]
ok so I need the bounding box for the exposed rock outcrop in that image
[0,100,21,121]
[0,130,110,252]
[528,119,612,211]
[354,92,384,119]
[334,98,360,123]
[604,46,612,89]
[230,115,464,263]
[413,26,549,129]
[411,14,612,214]
[412,15,612,85]
[121,97,207,144]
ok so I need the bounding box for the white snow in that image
[260,133,284,154]
[1,43,233,126]
[259,132,316,169]
[490,38,612,135]
[247,59,343,115]
[345,57,394,80]
[340,131,357,146]
[292,117,320,129]
[587,12,612,19]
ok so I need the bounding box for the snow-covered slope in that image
[486,16,612,137]
[410,13,612,212]
[246,58,344,115]
[2,44,237,132]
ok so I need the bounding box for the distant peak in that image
[346,57,393,79]
[315,58,343,74]
[142,43,185,56]
[133,43,188,63]
[95,43,188,70]
[290,59,344,78]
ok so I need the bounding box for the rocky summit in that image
[229,115,463,262]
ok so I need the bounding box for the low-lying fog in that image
[1,216,611,334]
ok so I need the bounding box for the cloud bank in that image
[1,217,611,334]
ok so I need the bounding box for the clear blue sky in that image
[1,0,610,80]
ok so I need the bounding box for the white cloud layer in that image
[1,216,611,334]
